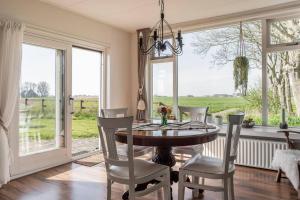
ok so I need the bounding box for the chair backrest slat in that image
[223,113,244,173]
[97,116,134,168]
[101,108,128,118]
[178,106,209,123]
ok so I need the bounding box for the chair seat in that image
[173,145,202,155]
[117,144,152,157]
[181,155,234,174]
[109,159,168,180]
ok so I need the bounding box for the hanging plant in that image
[233,22,249,96]
[234,56,249,95]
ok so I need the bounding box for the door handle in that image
[69,95,74,115]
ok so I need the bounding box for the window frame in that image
[147,15,300,127]
[266,15,300,49]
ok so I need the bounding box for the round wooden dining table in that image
[115,123,220,200]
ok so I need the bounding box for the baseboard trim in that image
[11,159,72,180]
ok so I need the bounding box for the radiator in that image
[203,136,288,169]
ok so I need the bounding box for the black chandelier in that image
[139,0,183,56]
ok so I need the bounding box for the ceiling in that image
[39,0,296,32]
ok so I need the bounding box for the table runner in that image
[132,121,216,131]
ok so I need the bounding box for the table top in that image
[115,121,220,147]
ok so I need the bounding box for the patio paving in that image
[19,137,100,156]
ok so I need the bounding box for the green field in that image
[19,98,99,140]
[19,96,300,141]
[153,96,259,123]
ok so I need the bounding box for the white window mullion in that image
[173,56,179,118]
[262,19,268,126]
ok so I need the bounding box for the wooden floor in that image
[0,161,298,200]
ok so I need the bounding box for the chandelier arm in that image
[165,41,182,55]
[140,42,157,55]
[166,41,183,54]
[164,38,182,51]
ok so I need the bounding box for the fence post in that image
[80,100,86,111]
[42,99,47,112]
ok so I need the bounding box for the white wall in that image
[130,33,138,116]
[0,0,133,112]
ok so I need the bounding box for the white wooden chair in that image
[100,108,153,158]
[178,113,244,200]
[97,116,170,200]
[173,106,209,162]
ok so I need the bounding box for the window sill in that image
[218,125,300,142]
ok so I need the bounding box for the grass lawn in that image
[20,118,98,140]
[152,96,250,120]
[19,96,300,141]
[72,119,98,138]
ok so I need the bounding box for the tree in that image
[20,82,38,98]
[37,81,50,97]
[191,20,300,115]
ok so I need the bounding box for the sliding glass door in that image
[11,36,69,176]
[19,44,65,156]
[11,32,106,177]
[71,47,102,157]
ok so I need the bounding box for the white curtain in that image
[0,20,24,187]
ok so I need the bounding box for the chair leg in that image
[129,184,135,200]
[276,169,282,183]
[163,170,171,200]
[198,144,204,156]
[178,171,185,200]
[223,178,229,200]
[192,176,199,198]
[228,176,235,200]
[107,178,112,200]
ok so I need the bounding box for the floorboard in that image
[0,162,298,200]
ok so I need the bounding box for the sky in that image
[153,32,261,97]
[21,45,101,97]
[21,44,56,95]
[22,32,261,98]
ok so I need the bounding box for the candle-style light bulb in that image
[153,29,158,41]
[139,32,143,48]
[139,32,143,38]
[177,30,182,39]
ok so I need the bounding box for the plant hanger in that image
[238,21,246,57]
[233,21,249,96]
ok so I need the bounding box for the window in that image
[71,47,102,156]
[151,62,174,118]
[266,50,300,126]
[269,18,300,45]
[19,44,64,156]
[178,22,262,124]
[266,17,300,126]
[149,21,263,124]
[149,17,300,127]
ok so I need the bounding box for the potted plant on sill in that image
[206,113,213,123]
[242,117,255,128]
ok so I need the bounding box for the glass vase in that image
[161,115,168,126]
